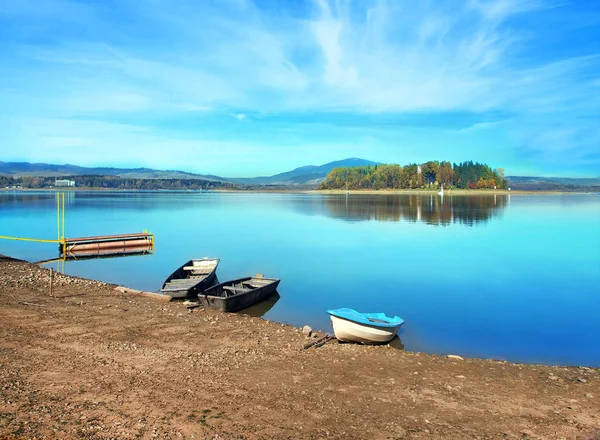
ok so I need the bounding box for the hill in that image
[226,158,380,185]
[0,161,223,182]
[506,176,600,191]
[0,158,380,186]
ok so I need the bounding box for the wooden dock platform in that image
[61,232,154,257]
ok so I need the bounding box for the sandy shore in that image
[1,255,599,439]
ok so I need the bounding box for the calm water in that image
[1,190,599,366]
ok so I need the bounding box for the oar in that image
[303,334,335,350]
[314,334,336,348]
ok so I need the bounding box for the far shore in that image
[2,186,597,195]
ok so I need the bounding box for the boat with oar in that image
[161,258,219,299]
[197,275,280,312]
[327,308,404,344]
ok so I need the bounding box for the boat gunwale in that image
[327,309,404,329]
[161,257,220,295]
[201,276,280,300]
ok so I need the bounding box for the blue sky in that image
[0,0,598,177]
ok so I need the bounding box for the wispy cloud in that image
[0,0,598,176]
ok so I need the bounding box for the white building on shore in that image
[55,179,75,187]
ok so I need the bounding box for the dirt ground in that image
[1,255,599,439]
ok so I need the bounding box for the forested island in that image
[319,161,507,190]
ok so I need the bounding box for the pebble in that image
[585,393,593,398]
[446,354,464,361]
[302,325,312,337]
[577,377,587,383]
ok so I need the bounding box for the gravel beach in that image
[1,254,598,439]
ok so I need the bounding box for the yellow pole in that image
[57,193,60,242]
[62,192,65,240]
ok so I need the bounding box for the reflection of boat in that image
[328,308,404,344]
[161,258,219,299]
[198,275,280,312]
[35,245,152,265]
[66,244,152,259]
[387,335,405,350]
[238,292,281,317]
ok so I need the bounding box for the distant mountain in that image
[226,158,380,185]
[507,176,600,191]
[0,158,380,186]
[0,161,224,182]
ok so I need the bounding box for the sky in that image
[0,0,599,177]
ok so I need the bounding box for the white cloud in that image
[6,0,593,116]
[0,0,598,175]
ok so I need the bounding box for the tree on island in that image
[319,161,508,190]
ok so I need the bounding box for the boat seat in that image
[162,286,192,292]
[163,280,196,290]
[223,285,251,293]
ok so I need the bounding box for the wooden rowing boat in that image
[197,275,280,312]
[160,258,219,299]
[327,308,404,344]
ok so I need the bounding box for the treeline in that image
[0,175,233,190]
[319,161,507,190]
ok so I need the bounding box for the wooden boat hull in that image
[329,314,403,344]
[161,258,219,299]
[198,276,280,312]
[168,283,215,300]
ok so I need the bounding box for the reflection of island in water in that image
[321,194,509,226]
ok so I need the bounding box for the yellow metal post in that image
[62,192,65,240]
[57,193,60,242]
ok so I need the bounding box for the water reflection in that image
[1,191,508,226]
[238,292,281,317]
[0,190,76,211]
[37,249,153,274]
[387,336,405,350]
[319,194,509,226]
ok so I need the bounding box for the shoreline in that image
[1,254,599,438]
[2,187,598,195]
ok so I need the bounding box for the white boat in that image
[327,308,404,344]
[438,183,444,195]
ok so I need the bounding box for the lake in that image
[1,190,599,366]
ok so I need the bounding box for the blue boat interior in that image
[327,308,404,328]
